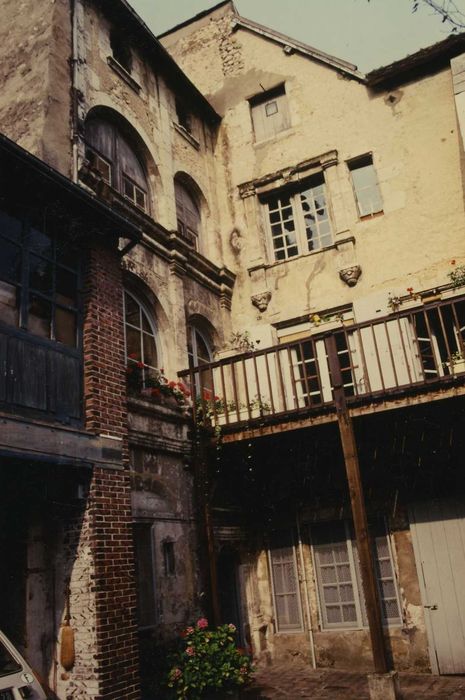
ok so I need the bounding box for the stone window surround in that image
[107,56,142,95]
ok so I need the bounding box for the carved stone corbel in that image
[251,291,272,312]
[339,265,362,287]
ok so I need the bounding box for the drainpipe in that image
[71,0,79,183]
[296,514,316,669]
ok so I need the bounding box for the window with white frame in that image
[268,534,303,632]
[124,291,160,381]
[265,174,333,262]
[348,155,383,218]
[250,84,290,142]
[311,520,401,630]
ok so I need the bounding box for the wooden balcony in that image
[179,292,465,441]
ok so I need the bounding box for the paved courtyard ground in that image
[243,659,465,699]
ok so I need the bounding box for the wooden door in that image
[410,499,465,674]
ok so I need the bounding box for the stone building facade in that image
[2,0,465,697]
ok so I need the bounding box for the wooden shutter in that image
[269,535,303,631]
[251,85,290,142]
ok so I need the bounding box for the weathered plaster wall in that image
[162,11,465,344]
[0,0,72,174]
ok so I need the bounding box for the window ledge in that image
[173,122,200,150]
[107,56,141,94]
[253,126,295,148]
[359,210,384,221]
[248,243,336,275]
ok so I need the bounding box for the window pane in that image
[29,255,53,295]
[349,158,383,217]
[0,281,19,327]
[56,267,77,307]
[126,326,141,360]
[28,295,51,339]
[55,307,77,347]
[143,332,158,368]
[0,240,21,284]
[0,209,22,242]
[125,293,140,328]
[28,227,52,259]
[269,537,302,631]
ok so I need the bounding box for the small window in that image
[348,155,383,218]
[250,85,290,142]
[264,174,333,262]
[133,523,156,628]
[268,533,303,632]
[110,29,132,74]
[175,180,200,249]
[163,541,176,577]
[312,520,401,630]
[175,98,192,134]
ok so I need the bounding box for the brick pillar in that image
[83,245,140,700]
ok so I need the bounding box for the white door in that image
[410,499,465,674]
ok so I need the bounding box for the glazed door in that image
[410,499,465,674]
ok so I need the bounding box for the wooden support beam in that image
[325,335,389,674]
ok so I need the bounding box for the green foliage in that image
[167,619,253,700]
[448,261,465,289]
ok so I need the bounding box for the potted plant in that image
[444,351,465,375]
[167,619,253,700]
[126,357,191,409]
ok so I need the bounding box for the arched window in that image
[124,291,159,380]
[85,117,148,211]
[175,179,200,250]
[187,325,212,368]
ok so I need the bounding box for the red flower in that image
[186,646,195,657]
[214,396,220,402]
[406,287,414,294]
[168,380,176,388]
[451,259,456,265]
[136,361,144,369]
[128,352,138,359]
[196,617,208,629]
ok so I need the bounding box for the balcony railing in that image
[179,294,465,430]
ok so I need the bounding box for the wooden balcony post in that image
[325,335,389,674]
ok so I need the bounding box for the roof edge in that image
[231,16,364,81]
[158,0,236,39]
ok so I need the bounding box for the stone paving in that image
[243,659,465,699]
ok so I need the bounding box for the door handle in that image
[424,604,438,610]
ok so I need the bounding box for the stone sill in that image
[107,56,142,94]
[127,395,191,423]
[173,122,201,150]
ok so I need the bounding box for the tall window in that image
[187,324,213,396]
[124,291,159,380]
[175,180,201,250]
[133,523,157,629]
[268,534,303,632]
[85,117,148,211]
[0,205,80,347]
[312,520,401,630]
[250,85,290,142]
[265,174,333,262]
[348,155,383,218]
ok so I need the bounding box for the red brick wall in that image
[83,245,140,700]
[83,245,127,439]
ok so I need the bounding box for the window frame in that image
[268,534,304,634]
[311,519,402,632]
[175,180,201,251]
[123,290,161,381]
[109,28,133,75]
[249,84,291,143]
[133,521,157,630]
[0,207,82,350]
[263,174,334,263]
[84,119,149,213]
[347,154,383,219]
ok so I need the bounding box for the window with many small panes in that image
[265,174,333,262]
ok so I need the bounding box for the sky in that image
[129,0,465,72]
